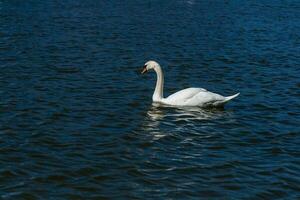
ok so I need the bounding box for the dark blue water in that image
[1,0,300,199]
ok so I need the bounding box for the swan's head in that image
[141,60,160,74]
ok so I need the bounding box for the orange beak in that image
[141,67,147,74]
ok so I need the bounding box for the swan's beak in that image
[141,66,147,74]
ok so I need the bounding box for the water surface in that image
[1,0,300,199]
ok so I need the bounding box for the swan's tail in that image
[210,93,240,107]
[223,92,240,103]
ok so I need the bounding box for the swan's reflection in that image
[142,103,228,140]
[147,102,226,121]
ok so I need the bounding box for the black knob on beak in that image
[141,65,147,74]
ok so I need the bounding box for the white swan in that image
[141,61,239,107]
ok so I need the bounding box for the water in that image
[1,0,300,199]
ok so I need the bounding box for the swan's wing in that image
[163,87,238,107]
[164,87,207,105]
[164,87,230,107]
[185,91,225,107]
[190,92,240,107]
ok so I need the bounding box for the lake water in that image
[1,0,300,199]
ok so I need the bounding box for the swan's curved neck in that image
[153,65,164,102]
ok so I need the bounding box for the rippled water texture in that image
[1,0,300,199]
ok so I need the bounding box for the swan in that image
[141,60,239,107]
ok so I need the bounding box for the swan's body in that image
[141,61,239,107]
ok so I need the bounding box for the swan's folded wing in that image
[164,88,207,105]
[186,91,225,106]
